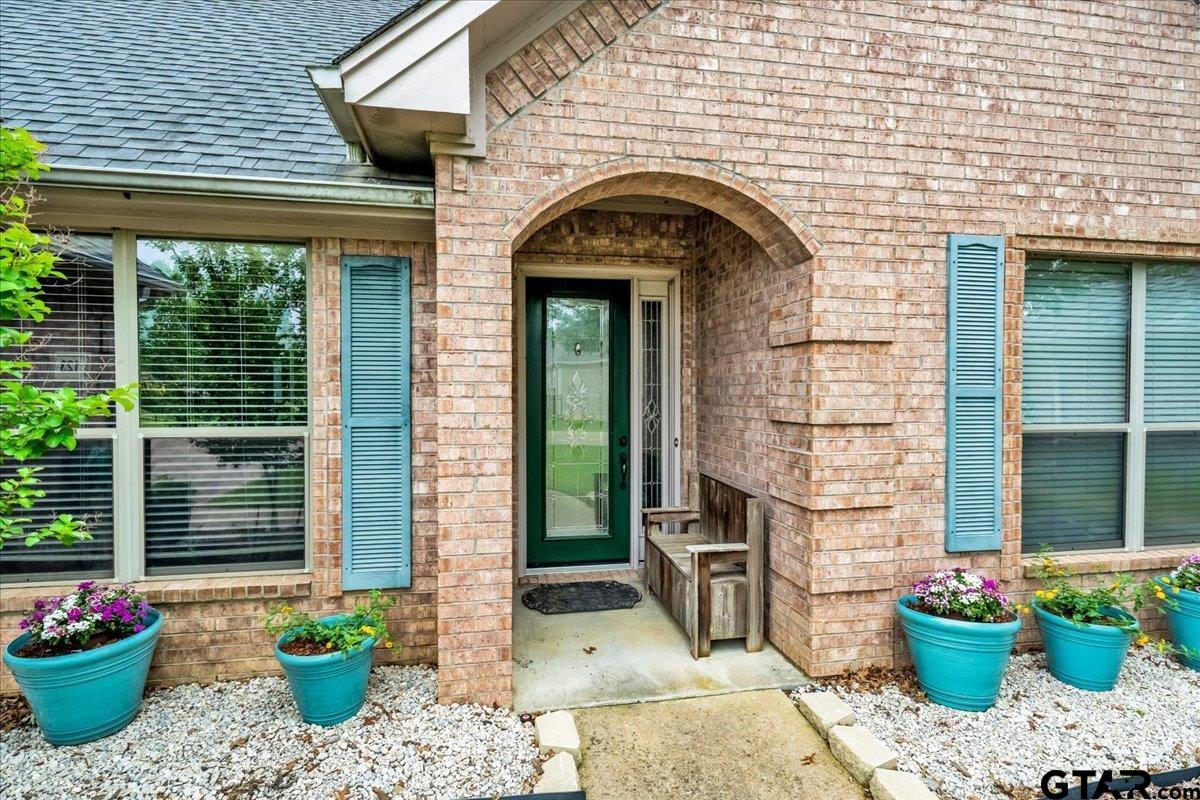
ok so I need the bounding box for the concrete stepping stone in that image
[535,709,581,763]
[795,691,856,737]
[828,724,898,785]
[534,751,581,794]
[870,769,937,800]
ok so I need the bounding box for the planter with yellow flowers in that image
[1156,555,1200,672]
[265,591,395,726]
[1029,550,1159,692]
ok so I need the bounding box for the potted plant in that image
[896,568,1022,711]
[3,581,161,745]
[265,590,395,726]
[1028,550,1161,691]
[1156,554,1200,672]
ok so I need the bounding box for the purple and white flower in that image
[18,582,152,652]
[1170,554,1200,592]
[912,567,1014,623]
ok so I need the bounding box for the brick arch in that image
[503,157,821,267]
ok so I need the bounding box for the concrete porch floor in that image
[513,579,810,712]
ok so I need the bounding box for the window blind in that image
[1021,433,1124,553]
[143,437,305,575]
[1145,431,1199,547]
[137,240,307,427]
[1145,263,1200,423]
[0,440,115,581]
[7,235,116,427]
[1022,260,1129,424]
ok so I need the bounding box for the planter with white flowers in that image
[896,568,1022,711]
[3,581,162,745]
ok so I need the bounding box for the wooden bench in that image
[643,473,764,659]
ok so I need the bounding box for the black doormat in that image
[521,581,642,615]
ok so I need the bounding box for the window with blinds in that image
[8,235,117,426]
[137,239,308,574]
[1022,261,1129,425]
[143,437,305,574]
[137,239,307,427]
[0,440,115,581]
[0,234,310,585]
[1021,258,1199,553]
[0,236,117,583]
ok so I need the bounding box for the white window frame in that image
[1023,259,1200,554]
[8,230,312,585]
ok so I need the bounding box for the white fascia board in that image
[357,29,472,113]
[430,0,585,157]
[340,0,499,107]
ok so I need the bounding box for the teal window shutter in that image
[946,234,1004,552]
[341,256,412,590]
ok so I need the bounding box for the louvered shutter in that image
[945,235,1004,552]
[341,256,412,590]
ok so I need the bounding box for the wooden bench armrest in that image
[643,505,692,515]
[685,542,750,554]
[644,510,700,525]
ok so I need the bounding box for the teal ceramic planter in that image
[2,609,162,746]
[1033,601,1136,691]
[896,595,1021,711]
[1158,579,1200,672]
[275,615,376,726]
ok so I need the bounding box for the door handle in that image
[619,452,628,490]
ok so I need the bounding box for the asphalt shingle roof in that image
[0,0,424,184]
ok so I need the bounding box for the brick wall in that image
[435,0,1199,702]
[1,238,439,693]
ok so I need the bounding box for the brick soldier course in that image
[2,1,1197,706]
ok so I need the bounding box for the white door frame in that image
[515,261,683,577]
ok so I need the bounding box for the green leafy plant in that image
[263,590,396,656]
[1029,545,1197,662]
[1030,546,1159,635]
[0,125,137,549]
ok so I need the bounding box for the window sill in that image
[1021,548,1194,579]
[0,573,313,612]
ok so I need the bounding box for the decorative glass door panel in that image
[526,279,630,567]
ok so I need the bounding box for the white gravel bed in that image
[0,665,538,800]
[794,650,1200,800]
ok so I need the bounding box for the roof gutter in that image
[38,165,434,210]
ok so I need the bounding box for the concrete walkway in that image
[513,581,808,712]
[573,689,867,800]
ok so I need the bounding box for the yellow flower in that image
[1174,587,1181,594]
[1155,590,1167,601]
[385,641,394,649]
[1161,577,1172,585]
[1135,634,1150,647]
[325,642,333,649]
[1034,590,1046,600]
[281,605,293,614]
[360,625,377,637]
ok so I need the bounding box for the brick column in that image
[434,155,516,705]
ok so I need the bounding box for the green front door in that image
[526,278,631,567]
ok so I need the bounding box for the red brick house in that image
[1,0,1197,706]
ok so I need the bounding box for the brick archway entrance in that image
[435,156,819,706]
[502,157,822,269]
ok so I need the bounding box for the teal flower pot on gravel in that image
[1158,578,1200,672]
[896,595,1021,711]
[275,615,376,726]
[1033,601,1136,691]
[2,608,162,746]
